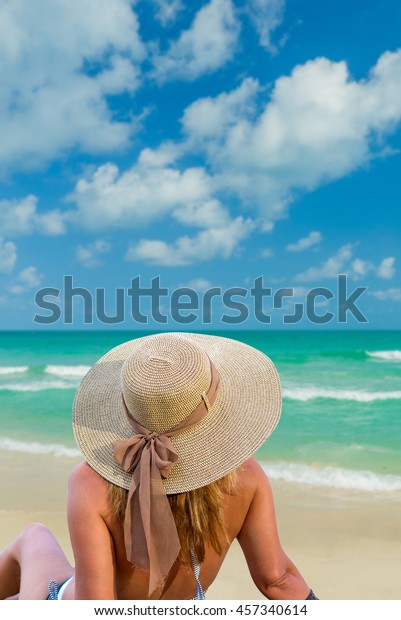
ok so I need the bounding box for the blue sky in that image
[0,0,400,329]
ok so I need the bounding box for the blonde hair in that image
[107,470,238,567]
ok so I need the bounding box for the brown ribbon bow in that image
[113,361,220,595]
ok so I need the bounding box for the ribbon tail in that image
[123,469,140,564]
[144,447,181,595]
[147,492,181,594]
[124,444,180,595]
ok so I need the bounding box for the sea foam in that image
[262,461,401,492]
[0,436,80,458]
[282,386,401,402]
[45,365,91,378]
[366,350,401,361]
[0,366,29,375]
[0,380,75,392]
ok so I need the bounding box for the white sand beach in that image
[1,450,400,600]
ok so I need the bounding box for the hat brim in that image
[72,332,281,494]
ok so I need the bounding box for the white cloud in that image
[152,0,240,82]
[77,240,111,268]
[377,257,395,279]
[0,237,17,274]
[260,248,273,258]
[69,158,254,266]
[260,220,275,232]
[9,266,43,294]
[17,266,43,287]
[0,196,38,236]
[69,162,213,231]
[126,216,254,266]
[369,288,401,301]
[95,55,141,95]
[138,142,183,168]
[286,231,322,252]
[0,195,66,236]
[173,199,230,228]
[296,244,354,282]
[182,77,259,144]
[351,258,374,279]
[179,49,401,222]
[150,0,183,26]
[295,245,394,283]
[65,48,401,265]
[246,0,286,52]
[0,0,145,174]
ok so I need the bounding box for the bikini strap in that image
[190,545,206,600]
[47,580,59,600]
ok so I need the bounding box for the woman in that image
[0,332,317,600]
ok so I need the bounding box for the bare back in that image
[66,458,309,600]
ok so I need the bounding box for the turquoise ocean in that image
[1,330,401,494]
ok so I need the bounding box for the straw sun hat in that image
[72,332,282,494]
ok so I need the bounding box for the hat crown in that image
[121,334,212,432]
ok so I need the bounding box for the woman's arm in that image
[237,459,311,600]
[67,462,117,600]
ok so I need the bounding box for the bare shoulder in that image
[68,462,109,512]
[68,461,105,490]
[237,457,272,496]
[238,456,268,479]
